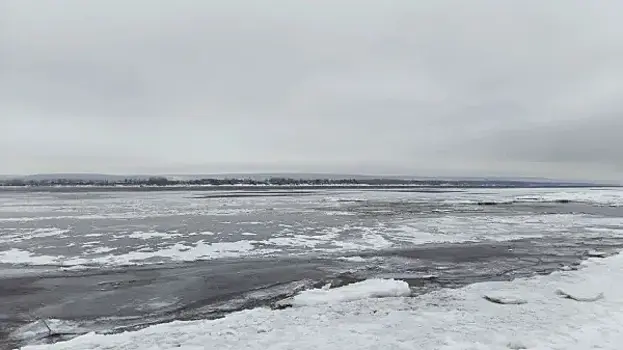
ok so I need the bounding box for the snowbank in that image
[285,279,411,307]
[21,252,623,350]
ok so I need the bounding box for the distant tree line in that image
[0,176,593,188]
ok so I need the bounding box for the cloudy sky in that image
[1,1,622,180]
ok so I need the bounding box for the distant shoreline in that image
[0,183,614,193]
[0,175,616,193]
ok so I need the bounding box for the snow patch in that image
[483,294,528,305]
[0,249,61,265]
[127,231,183,240]
[0,240,273,267]
[586,250,608,258]
[0,228,70,244]
[89,240,260,265]
[287,279,411,307]
[337,256,368,263]
[86,247,116,255]
[555,288,605,302]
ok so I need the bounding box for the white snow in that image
[86,240,269,266]
[126,231,183,240]
[86,246,116,254]
[0,249,95,267]
[482,292,528,305]
[287,279,411,307]
[0,228,70,244]
[21,252,623,350]
[337,256,368,262]
[0,241,275,267]
[0,249,61,265]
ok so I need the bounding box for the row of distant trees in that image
[0,177,420,187]
[0,176,584,188]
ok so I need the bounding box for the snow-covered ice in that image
[337,256,368,262]
[0,228,70,244]
[3,187,623,268]
[285,279,411,307]
[86,240,275,266]
[0,249,61,266]
[126,231,184,240]
[21,251,623,350]
[0,240,277,267]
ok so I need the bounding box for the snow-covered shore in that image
[21,251,623,350]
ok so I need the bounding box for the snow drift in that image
[277,278,411,308]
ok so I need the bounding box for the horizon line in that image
[0,172,613,184]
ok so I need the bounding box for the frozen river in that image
[2,187,623,348]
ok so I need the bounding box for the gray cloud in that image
[472,114,623,167]
[1,0,622,181]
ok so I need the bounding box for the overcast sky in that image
[1,1,622,180]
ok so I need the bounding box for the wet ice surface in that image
[1,187,623,348]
